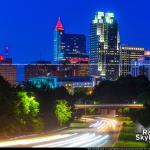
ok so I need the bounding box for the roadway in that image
[0,116,122,148]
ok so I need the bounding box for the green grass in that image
[114,117,148,148]
[115,141,147,147]
[70,120,89,127]
[122,127,136,133]
[119,132,136,141]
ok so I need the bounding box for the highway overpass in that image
[74,104,144,116]
[74,104,144,109]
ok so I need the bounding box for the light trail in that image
[81,135,110,147]
[34,133,95,147]
[0,117,119,148]
[66,134,103,147]
[0,133,78,147]
[96,117,118,130]
[90,120,104,128]
[97,122,107,130]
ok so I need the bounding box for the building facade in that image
[54,18,86,63]
[131,51,150,80]
[29,77,58,89]
[120,45,144,76]
[0,55,16,85]
[58,76,96,94]
[0,65,16,85]
[24,61,57,81]
[89,12,120,81]
[25,60,89,80]
[131,56,150,80]
[28,76,96,94]
[61,53,89,77]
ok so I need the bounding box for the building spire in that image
[55,17,64,31]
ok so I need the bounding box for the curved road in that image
[0,117,122,148]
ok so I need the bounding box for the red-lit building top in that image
[55,18,64,31]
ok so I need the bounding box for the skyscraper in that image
[120,45,144,76]
[54,18,65,63]
[53,18,86,63]
[89,12,120,81]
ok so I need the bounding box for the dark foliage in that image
[0,76,19,135]
[92,75,150,104]
[22,83,75,131]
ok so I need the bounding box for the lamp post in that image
[85,100,87,122]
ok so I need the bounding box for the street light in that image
[85,100,87,122]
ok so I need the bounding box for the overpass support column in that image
[101,109,108,115]
[108,109,116,117]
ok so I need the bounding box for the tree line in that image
[1,74,150,137]
[91,75,150,127]
[0,76,74,138]
[92,75,150,104]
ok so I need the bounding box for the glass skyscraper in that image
[54,18,65,63]
[89,12,120,81]
[53,18,86,63]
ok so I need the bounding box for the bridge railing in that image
[74,104,144,109]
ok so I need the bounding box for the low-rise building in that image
[28,76,96,94]
[0,55,16,85]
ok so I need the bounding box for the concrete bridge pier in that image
[97,108,117,116]
[100,109,108,115]
[108,109,116,117]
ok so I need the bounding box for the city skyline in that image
[0,0,150,64]
[1,1,150,148]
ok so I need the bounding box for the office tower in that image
[89,12,120,81]
[131,53,150,80]
[53,18,86,63]
[120,45,144,76]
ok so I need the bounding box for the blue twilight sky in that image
[0,0,150,64]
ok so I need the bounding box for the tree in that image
[137,92,150,105]
[118,108,129,116]
[87,108,95,115]
[92,75,150,104]
[55,100,72,126]
[0,75,18,135]
[74,88,89,103]
[16,91,41,132]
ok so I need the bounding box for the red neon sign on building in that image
[69,58,89,64]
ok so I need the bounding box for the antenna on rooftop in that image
[5,46,9,59]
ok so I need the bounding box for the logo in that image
[136,129,150,141]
